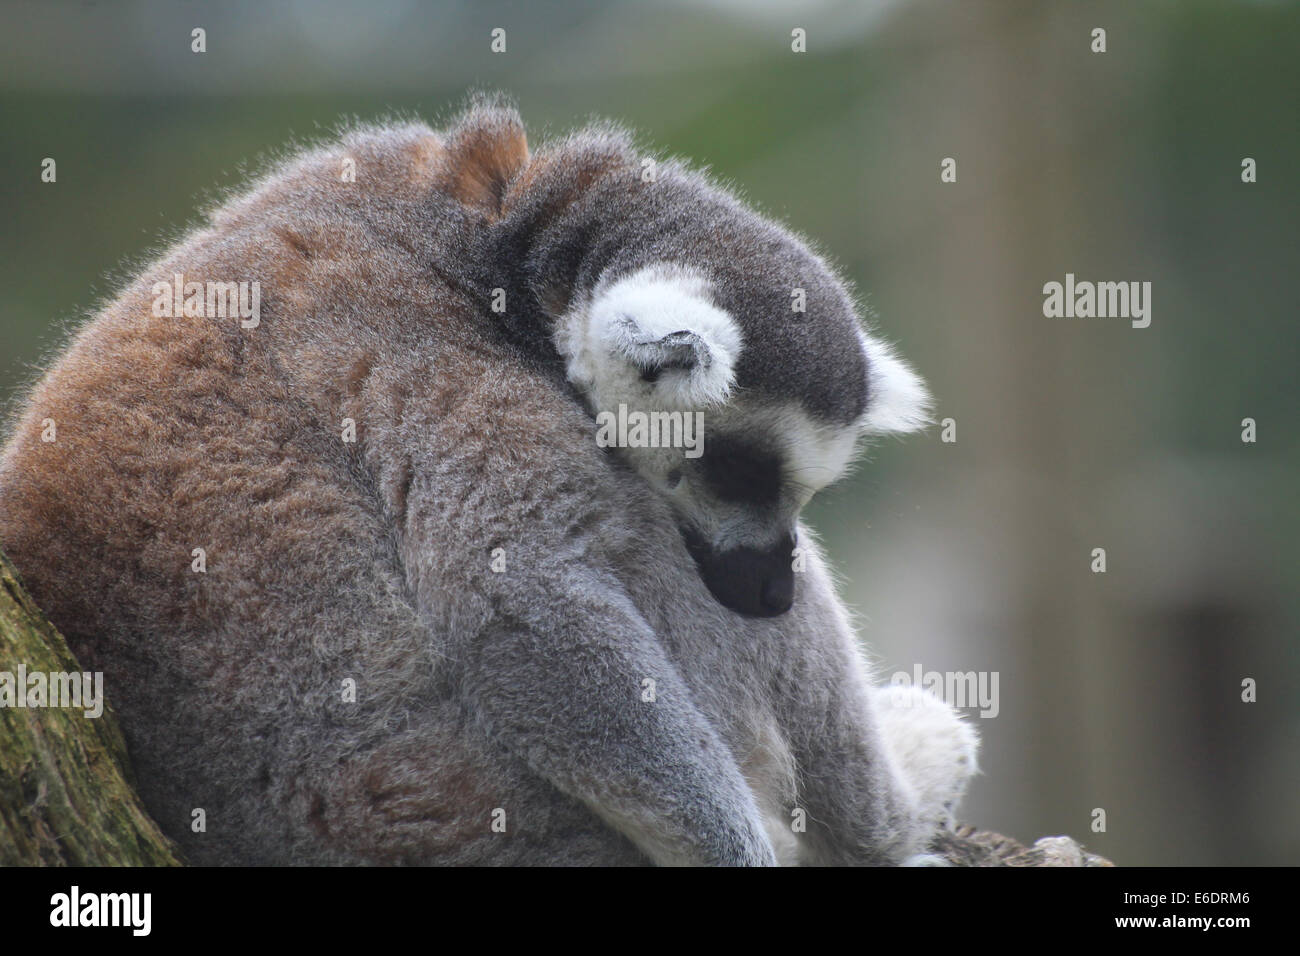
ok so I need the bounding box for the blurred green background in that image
[1,0,1296,864]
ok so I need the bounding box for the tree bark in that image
[930,823,1112,867]
[0,546,1107,867]
[0,548,183,865]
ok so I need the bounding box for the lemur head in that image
[453,100,931,616]
[554,256,929,618]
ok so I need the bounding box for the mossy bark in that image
[930,823,1112,867]
[0,547,182,865]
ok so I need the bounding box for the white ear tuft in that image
[860,335,933,435]
[577,264,743,408]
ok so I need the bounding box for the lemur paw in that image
[875,684,979,831]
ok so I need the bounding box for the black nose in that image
[760,574,794,615]
[681,530,797,617]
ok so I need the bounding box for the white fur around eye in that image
[556,263,743,410]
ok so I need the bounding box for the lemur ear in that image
[583,267,743,407]
[438,99,529,215]
[608,318,713,377]
[860,336,933,435]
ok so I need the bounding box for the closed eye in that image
[699,434,782,506]
[782,466,842,509]
[784,462,847,495]
[776,415,863,505]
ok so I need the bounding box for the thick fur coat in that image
[0,98,974,865]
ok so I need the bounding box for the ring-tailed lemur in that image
[0,95,975,865]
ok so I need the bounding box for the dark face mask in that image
[681,527,796,617]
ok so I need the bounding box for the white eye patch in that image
[723,404,860,504]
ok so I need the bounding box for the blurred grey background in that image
[0,0,1295,864]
